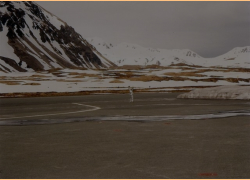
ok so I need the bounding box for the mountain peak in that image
[87,37,249,68]
[0,1,115,72]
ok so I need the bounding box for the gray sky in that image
[37,1,250,58]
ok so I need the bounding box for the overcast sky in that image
[37,1,250,58]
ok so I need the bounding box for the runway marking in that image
[0,103,100,120]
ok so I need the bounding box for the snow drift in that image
[178,85,250,100]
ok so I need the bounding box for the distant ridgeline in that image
[87,38,250,68]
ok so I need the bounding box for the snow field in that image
[178,85,250,100]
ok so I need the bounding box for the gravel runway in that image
[0,93,250,178]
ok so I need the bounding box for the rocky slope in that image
[0,1,116,72]
[87,37,250,68]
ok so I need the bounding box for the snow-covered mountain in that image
[87,37,250,68]
[0,1,115,72]
[1,1,249,73]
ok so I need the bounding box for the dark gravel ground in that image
[0,92,249,178]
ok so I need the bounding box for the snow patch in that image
[178,85,250,100]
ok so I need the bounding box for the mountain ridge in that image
[0,1,116,73]
[87,37,250,68]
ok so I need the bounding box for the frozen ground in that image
[0,66,249,98]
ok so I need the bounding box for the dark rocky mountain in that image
[0,1,116,72]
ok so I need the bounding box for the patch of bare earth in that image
[109,80,124,83]
[92,79,104,82]
[23,83,41,85]
[0,81,21,85]
[31,74,51,78]
[129,75,166,82]
[0,90,130,98]
[227,68,250,73]
[170,63,203,68]
[68,72,81,75]
[46,68,63,73]
[56,79,82,82]
[69,72,101,78]
[114,70,249,84]
[0,76,7,79]
[164,71,206,77]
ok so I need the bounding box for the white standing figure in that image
[128,86,134,102]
